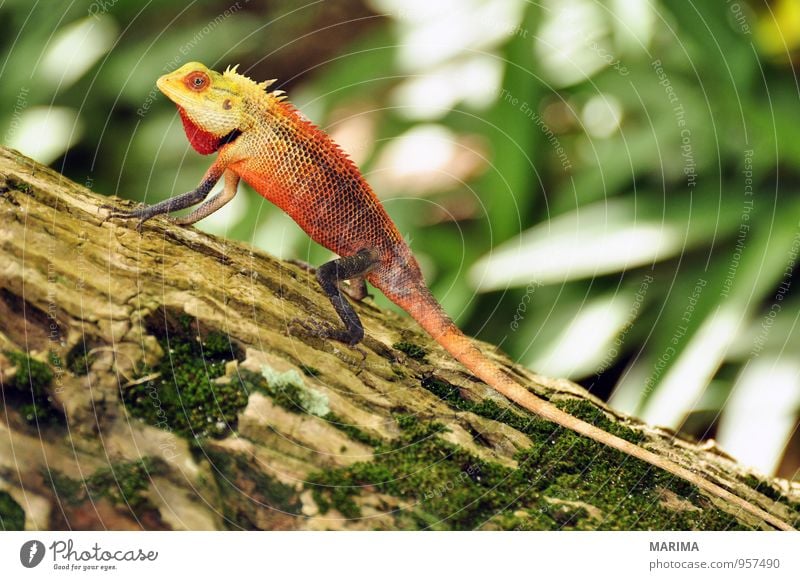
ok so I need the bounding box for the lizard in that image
[104,62,794,530]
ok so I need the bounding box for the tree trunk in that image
[0,146,797,531]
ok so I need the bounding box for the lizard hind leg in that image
[286,261,370,301]
[294,248,381,346]
[342,276,369,301]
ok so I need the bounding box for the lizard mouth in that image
[156,75,177,102]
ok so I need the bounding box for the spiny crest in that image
[222,64,286,101]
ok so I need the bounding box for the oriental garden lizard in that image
[104,62,793,530]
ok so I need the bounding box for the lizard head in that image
[157,62,247,154]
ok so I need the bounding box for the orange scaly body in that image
[233,99,417,296]
[105,63,794,530]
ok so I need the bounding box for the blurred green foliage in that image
[1,0,798,476]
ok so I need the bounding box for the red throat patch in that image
[177,106,221,155]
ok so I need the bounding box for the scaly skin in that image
[105,63,793,530]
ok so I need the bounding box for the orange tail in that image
[387,284,794,531]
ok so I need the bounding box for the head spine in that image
[222,64,285,101]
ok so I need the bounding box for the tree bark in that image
[0,146,797,531]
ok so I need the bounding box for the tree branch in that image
[0,146,796,530]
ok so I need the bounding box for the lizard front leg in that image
[170,170,240,225]
[103,161,226,231]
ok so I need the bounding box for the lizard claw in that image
[289,317,364,347]
[100,205,149,233]
[101,204,134,221]
[100,203,136,216]
[289,317,368,371]
[99,204,122,224]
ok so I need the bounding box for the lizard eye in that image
[184,71,210,92]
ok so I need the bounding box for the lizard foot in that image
[100,205,149,233]
[289,317,363,348]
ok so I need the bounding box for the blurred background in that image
[1,0,798,480]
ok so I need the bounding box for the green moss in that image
[49,471,83,502]
[4,350,53,393]
[177,313,195,332]
[393,341,428,362]
[323,412,382,447]
[557,399,645,444]
[202,446,302,529]
[308,468,360,519]
[395,413,447,440]
[421,377,644,444]
[66,342,96,375]
[3,350,62,426]
[309,415,519,528]
[203,331,236,358]
[0,491,25,530]
[306,378,747,530]
[120,331,249,438]
[741,474,782,501]
[12,180,31,194]
[740,474,800,516]
[299,364,321,377]
[240,369,381,447]
[86,458,160,509]
[48,458,162,511]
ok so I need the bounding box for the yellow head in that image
[157,62,247,140]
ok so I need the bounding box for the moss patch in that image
[0,491,25,530]
[202,446,302,530]
[323,412,382,447]
[393,341,428,362]
[66,342,97,375]
[121,331,249,438]
[299,364,321,377]
[48,458,163,512]
[13,180,32,194]
[2,350,63,426]
[421,376,644,444]
[4,350,53,391]
[306,380,747,530]
[740,474,800,519]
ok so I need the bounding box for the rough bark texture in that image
[0,146,797,531]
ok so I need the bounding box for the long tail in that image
[390,284,794,531]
